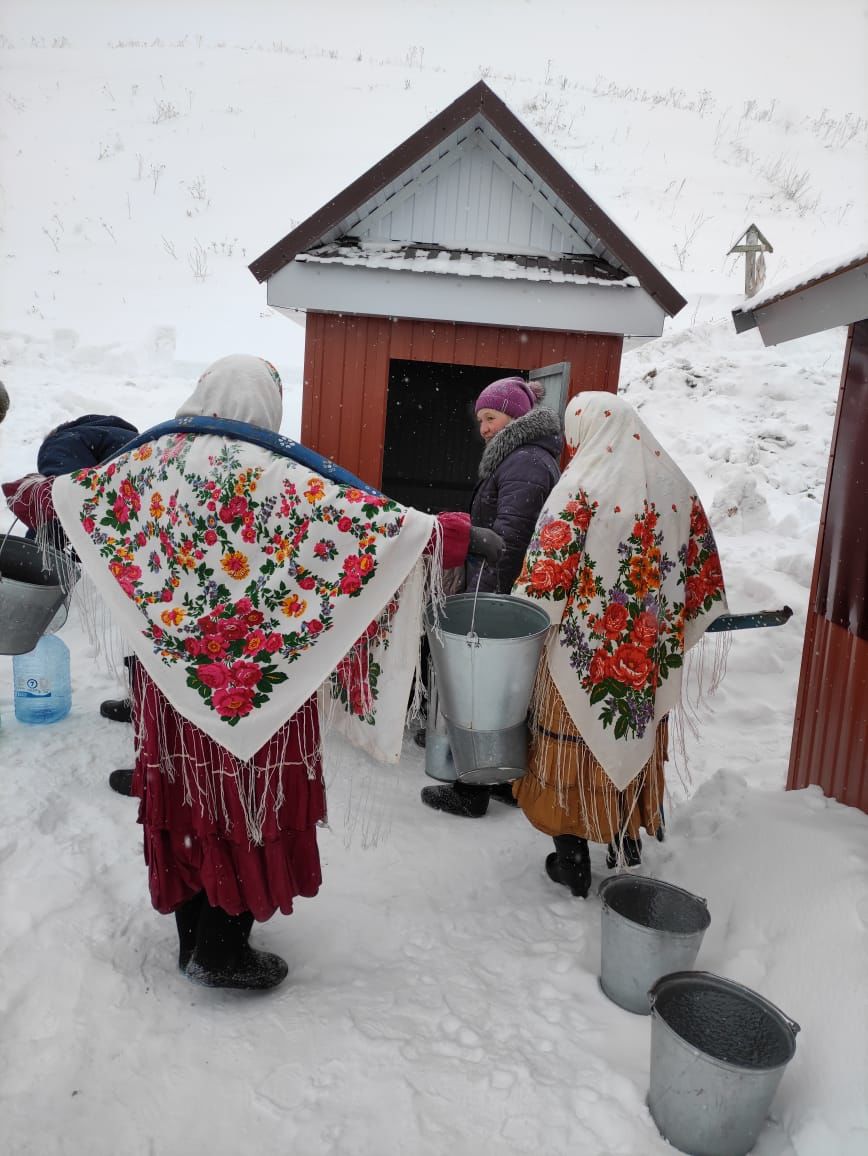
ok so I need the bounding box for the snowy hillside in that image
[1,3,867,1155]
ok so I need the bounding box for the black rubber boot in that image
[606,832,643,869]
[420,780,490,817]
[545,835,592,898]
[174,891,207,971]
[656,803,666,843]
[488,782,518,807]
[108,768,134,796]
[100,697,132,724]
[185,902,288,991]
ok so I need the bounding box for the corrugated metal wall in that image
[301,312,621,487]
[787,323,868,813]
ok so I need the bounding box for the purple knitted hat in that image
[474,376,536,419]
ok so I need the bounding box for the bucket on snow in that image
[424,593,550,785]
[648,970,800,1156]
[0,533,74,655]
[598,874,711,1015]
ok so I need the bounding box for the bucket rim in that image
[424,592,551,639]
[598,874,711,937]
[648,970,800,1073]
[0,535,74,589]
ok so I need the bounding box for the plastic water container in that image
[13,634,71,724]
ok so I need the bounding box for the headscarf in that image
[51,356,436,770]
[176,354,283,431]
[512,391,728,789]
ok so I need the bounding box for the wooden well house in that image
[250,81,685,512]
[733,250,868,813]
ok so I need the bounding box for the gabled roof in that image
[249,81,686,317]
[732,247,868,342]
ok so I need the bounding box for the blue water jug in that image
[13,634,72,724]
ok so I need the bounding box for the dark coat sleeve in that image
[489,454,557,592]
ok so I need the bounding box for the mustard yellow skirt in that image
[514,665,667,844]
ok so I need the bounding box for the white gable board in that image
[320,116,607,262]
[353,128,595,257]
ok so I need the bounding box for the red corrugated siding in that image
[788,615,868,812]
[302,312,622,487]
[787,324,868,814]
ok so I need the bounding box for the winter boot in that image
[108,768,134,796]
[489,782,518,807]
[174,891,207,971]
[100,697,132,724]
[185,902,288,991]
[545,835,592,898]
[606,832,643,869]
[420,780,489,818]
[656,803,666,843]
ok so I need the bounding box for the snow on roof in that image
[296,242,640,287]
[740,242,868,311]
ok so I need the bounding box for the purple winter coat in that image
[466,406,563,595]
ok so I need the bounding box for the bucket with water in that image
[0,532,75,655]
[425,596,550,786]
[424,592,550,785]
[423,661,457,782]
[598,875,711,1015]
[648,971,800,1156]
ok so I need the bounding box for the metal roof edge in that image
[731,307,758,334]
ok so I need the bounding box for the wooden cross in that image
[728,224,774,297]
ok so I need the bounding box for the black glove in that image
[468,525,505,566]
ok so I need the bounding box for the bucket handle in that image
[0,516,24,580]
[465,563,486,649]
[648,972,801,1038]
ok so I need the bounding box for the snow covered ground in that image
[1,3,867,1154]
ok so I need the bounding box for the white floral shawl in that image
[512,391,728,789]
[51,357,435,765]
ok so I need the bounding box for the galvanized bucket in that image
[648,971,800,1156]
[598,875,711,1015]
[424,662,457,782]
[0,534,74,655]
[424,593,550,785]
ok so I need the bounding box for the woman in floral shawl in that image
[511,392,728,898]
[51,355,468,990]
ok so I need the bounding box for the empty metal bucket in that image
[0,535,73,655]
[648,971,800,1156]
[598,875,711,1015]
[424,593,550,785]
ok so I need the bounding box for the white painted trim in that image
[266,262,665,338]
[353,141,468,235]
[749,264,868,345]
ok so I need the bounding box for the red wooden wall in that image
[301,312,622,487]
[787,322,868,812]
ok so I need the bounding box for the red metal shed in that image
[250,81,685,510]
[733,250,868,813]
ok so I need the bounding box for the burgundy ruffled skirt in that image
[132,671,326,921]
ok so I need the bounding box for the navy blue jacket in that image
[466,407,563,595]
[37,414,138,477]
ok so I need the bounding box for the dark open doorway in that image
[381,360,522,513]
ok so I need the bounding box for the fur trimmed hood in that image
[478,405,563,480]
